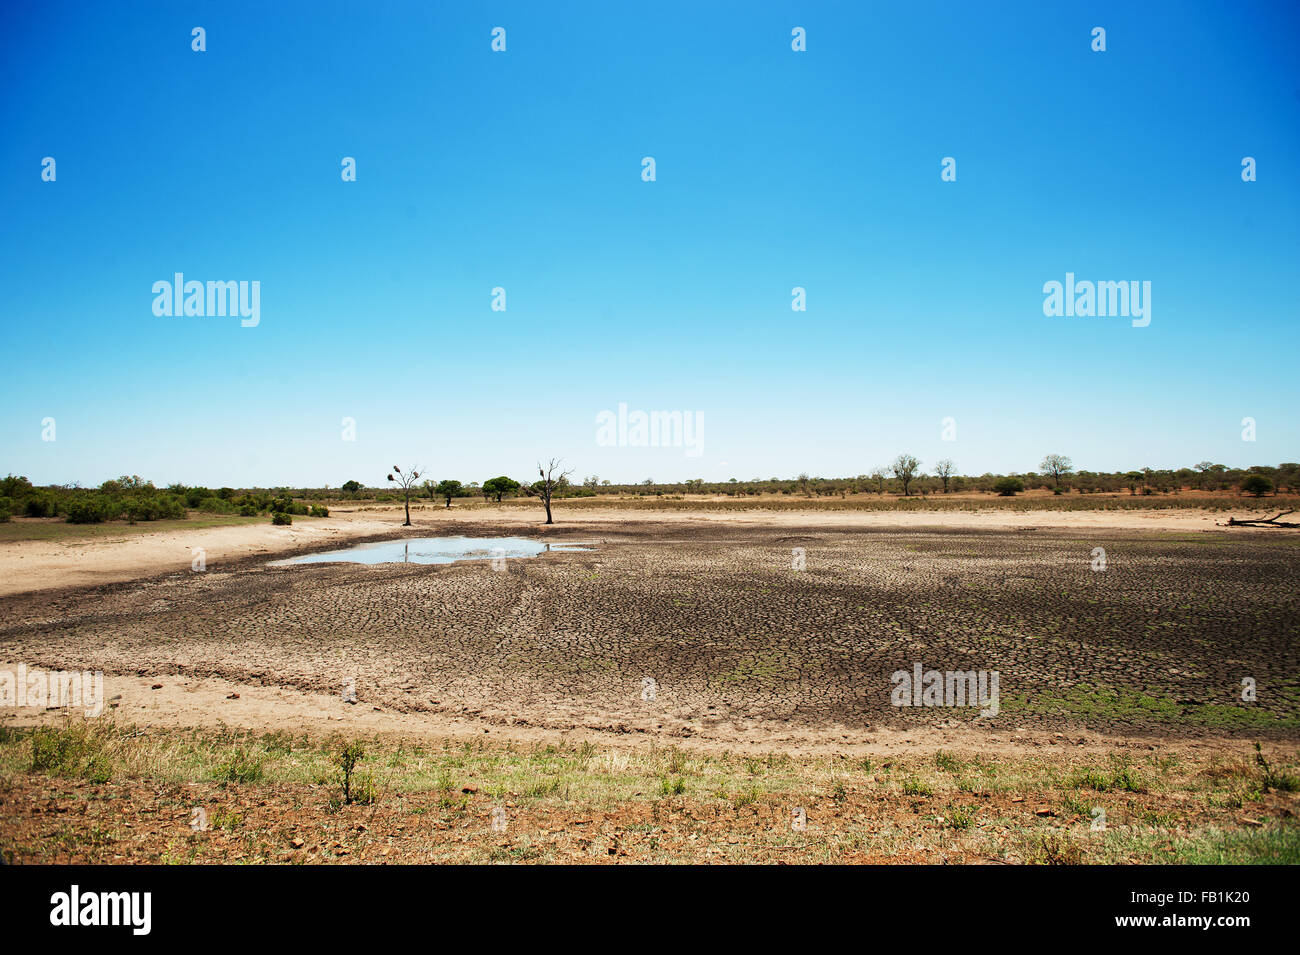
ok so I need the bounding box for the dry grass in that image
[2,720,1296,865]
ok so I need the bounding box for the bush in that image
[993,477,1025,496]
[24,494,55,518]
[271,511,292,525]
[196,496,237,514]
[337,742,375,805]
[1241,475,1273,497]
[0,475,34,498]
[122,496,184,522]
[239,504,257,517]
[29,723,114,783]
[310,505,329,517]
[0,496,11,522]
[65,496,108,524]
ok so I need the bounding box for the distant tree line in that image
[3,458,1294,525]
[0,475,328,525]
[328,457,1298,502]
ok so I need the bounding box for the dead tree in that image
[1221,509,1299,528]
[386,464,421,526]
[537,458,573,525]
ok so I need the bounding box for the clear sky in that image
[2,1,1297,488]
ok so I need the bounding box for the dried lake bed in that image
[2,518,1296,746]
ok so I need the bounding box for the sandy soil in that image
[0,512,397,597]
[0,503,1248,598]
[0,666,1267,759]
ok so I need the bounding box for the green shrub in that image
[0,475,34,498]
[1241,475,1273,497]
[337,742,374,805]
[239,504,257,517]
[0,496,11,522]
[123,498,156,522]
[25,494,55,518]
[120,495,185,522]
[65,496,108,524]
[271,511,292,525]
[993,477,1025,496]
[310,505,329,517]
[29,724,114,783]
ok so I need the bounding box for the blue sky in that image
[2,1,1297,487]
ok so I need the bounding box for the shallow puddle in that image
[268,536,593,566]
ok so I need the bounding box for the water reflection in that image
[268,536,593,566]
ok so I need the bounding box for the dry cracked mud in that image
[2,520,1297,744]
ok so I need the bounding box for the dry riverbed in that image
[1,507,1296,863]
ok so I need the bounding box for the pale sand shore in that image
[0,503,1255,598]
[0,667,1255,759]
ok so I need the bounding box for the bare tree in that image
[1040,454,1073,489]
[537,458,574,525]
[386,464,421,526]
[869,467,888,494]
[891,454,920,496]
[934,459,956,493]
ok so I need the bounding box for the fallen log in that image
[1221,509,1300,528]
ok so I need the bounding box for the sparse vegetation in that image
[386,465,422,526]
[29,723,113,783]
[214,745,266,784]
[336,741,376,806]
[1255,743,1299,793]
[5,725,1293,864]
